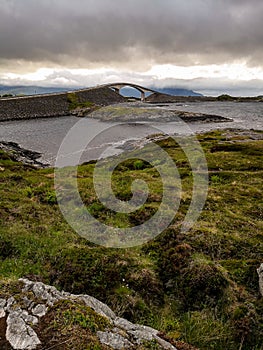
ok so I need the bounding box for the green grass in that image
[0,130,262,349]
[67,92,95,110]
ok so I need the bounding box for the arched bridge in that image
[100,83,156,102]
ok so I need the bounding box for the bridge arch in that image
[103,83,156,102]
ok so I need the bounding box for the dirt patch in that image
[0,316,12,350]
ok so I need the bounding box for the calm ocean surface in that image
[0,101,262,166]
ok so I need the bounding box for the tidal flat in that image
[0,129,262,349]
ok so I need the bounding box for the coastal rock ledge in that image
[0,278,178,350]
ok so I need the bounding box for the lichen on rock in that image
[0,279,177,350]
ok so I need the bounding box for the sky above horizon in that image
[0,0,263,96]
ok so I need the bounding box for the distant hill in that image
[153,87,203,97]
[0,85,69,96]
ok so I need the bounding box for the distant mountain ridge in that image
[153,87,203,97]
[0,85,69,96]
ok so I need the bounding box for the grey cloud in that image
[0,0,263,67]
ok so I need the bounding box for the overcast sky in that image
[0,0,263,95]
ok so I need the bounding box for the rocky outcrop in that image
[0,279,177,350]
[0,141,47,168]
[89,104,231,123]
[257,263,263,297]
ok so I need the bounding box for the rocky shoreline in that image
[2,128,262,169]
[0,141,48,168]
[84,103,232,123]
[0,102,233,168]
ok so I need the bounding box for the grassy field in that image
[0,129,262,349]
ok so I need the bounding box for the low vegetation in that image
[67,92,95,110]
[0,94,14,98]
[0,130,262,349]
[217,94,263,102]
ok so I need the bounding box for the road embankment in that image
[0,87,125,121]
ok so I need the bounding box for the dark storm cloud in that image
[0,0,263,67]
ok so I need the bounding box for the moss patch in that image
[34,299,111,349]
